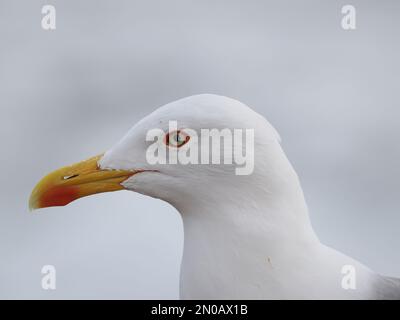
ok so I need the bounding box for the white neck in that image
[176,143,374,299]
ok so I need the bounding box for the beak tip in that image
[28,197,38,212]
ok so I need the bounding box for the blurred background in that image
[0,0,399,299]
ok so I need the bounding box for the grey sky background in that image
[0,0,399,299]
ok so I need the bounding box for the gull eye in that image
[165,130,190,148]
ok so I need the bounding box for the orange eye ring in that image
[165,130,190,148]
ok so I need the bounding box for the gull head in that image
[29,94,289,211]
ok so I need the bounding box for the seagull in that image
[29,94,399,299]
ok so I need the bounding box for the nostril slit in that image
[63,174,79,180]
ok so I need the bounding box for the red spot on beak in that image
[40,185,80,208]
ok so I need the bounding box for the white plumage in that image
[97,94,399,299]
[30,94,399,299]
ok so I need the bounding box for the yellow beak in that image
[29,154,136,210]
